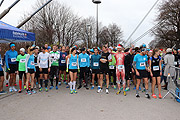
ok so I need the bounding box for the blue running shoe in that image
[66,85,69,88]
[45,87,48,92]
[97,86,100,90]
[49,86,54,90]
[58,82,61,86]
[91,86,94,90]
[73,89,77,94]
[36,82,38,85]
[31,90,37,94]
[133,86,136,90]
[56,86,58,90]
[26,91,32,95]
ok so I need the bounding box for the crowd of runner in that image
[0,42,180,99]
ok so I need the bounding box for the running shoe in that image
[24,85,26,90]
[26,91,32,95]
[91,86,94,90]
[6,83,8,87]
[133,86,136,90]
[45,87,48,92]
[39,87,42,92]
[120,87,123,90]
[97,86,100,90]
[18,89,22,93]
[123,91,127,96]
[12,87,17,92]
[136,93,140,98]
[116,90,121,95]
[145,94,150,99]
[31,90,37,94]
[86,87,89,90]
[58,82,61,86]
[142,88,145,92]
[0,90,7,95]
[114,85,117,90]
[159,94,162,99]
[66,85,69,88]
[152,94,157,99]
[70,90,73,94]
[56,86,58,90]
[73,89,77,94]
[9,87,13,92]
[49,86,54,90]
[125,88,130,92]
[97,89,101,93]
[38,84,41,89]
[77,85,82,89]
[106,88,109,94]
[36,82,38,85]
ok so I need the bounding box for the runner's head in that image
[71,47,76,54]
[153,48,159,56]
[117,44,122,52]
[52,45,57,52]
[166,48,172,54]
[20,48,25,55]
[44,44,48,49]
[81,48,86,54]
[94,48,98,54]
[102,46,107,52]
[34,46,39,54]
[62,46,66,52]
[173,49,177,54]
[141,48,147,55]
[41,46,46,53]
[28,46,35,55]
[10,42,15,51]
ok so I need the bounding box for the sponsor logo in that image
[13,31,27,38]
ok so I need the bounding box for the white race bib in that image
[93,62,99,67]
[20,59,26,63]
[11,58,16,62]
[81,58,86,62]
[174,62,177,65]
[153,66,159,71]
[61,60,65,64]
[140,62,145,67]
[72,62,77,66]
[31,61,35,65]
[118,65,124,70]
[109,65,114,69]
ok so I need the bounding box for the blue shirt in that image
[133,54,148,70]
[5,50,18,69]
[59,52,67,66]
[91,54,101,69]
[0,55,3,71]
[26,54,36,72]
[78,53,90,67]
[69,54,78,70]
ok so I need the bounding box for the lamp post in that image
[92,0,101,46]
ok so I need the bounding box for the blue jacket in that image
[79,53,90,68]
[5,50,18,69]
[91,54,101,69]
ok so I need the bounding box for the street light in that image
[86,24,91,49]
[92,0,101,46]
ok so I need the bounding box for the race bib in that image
[140,62,145,67]
[61,60,65,63]
[20,59,26,63]
[118,65,124,70]
[93,62,99,67]
[31,61,35,65]
[72,62,77,66]
[174,62,177,65]
[109,65,114,69]
[11,58,16,62]
[153,66,159,71]
[81,58,86,62]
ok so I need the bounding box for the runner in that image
[16,48,27,93]
[98,46,112,94]
[149,48,162,99]
[0,47,7,94]
[68,47,79,94]
[25,46,37,95]
[38,46,50,92]
[133,48,150,98]
[49,45,60,90]
[34,46,40,88]
[5,43,18,92]
[59,46,67,86]
[77,48,90,90]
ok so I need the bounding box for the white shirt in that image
[38,52,50,68]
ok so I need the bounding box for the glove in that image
[78,69,80,73]
[66,68,68,72]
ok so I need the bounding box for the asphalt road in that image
[0,83,180,120]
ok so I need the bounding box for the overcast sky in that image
[0,0,161,47]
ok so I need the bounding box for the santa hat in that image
[117,44,122,49]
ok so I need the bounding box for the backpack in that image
[175,88,180,103]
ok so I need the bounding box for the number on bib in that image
[20,59,26,63]
[11,58,16,62]
[81,58,86,62]
[61,60,65,63]
[109,65,114,69]
[153,66,159,71]
[93,62,99,66]
[72,62,77,66]
[140,62,145,67]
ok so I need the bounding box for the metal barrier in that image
[163,66,180,99]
